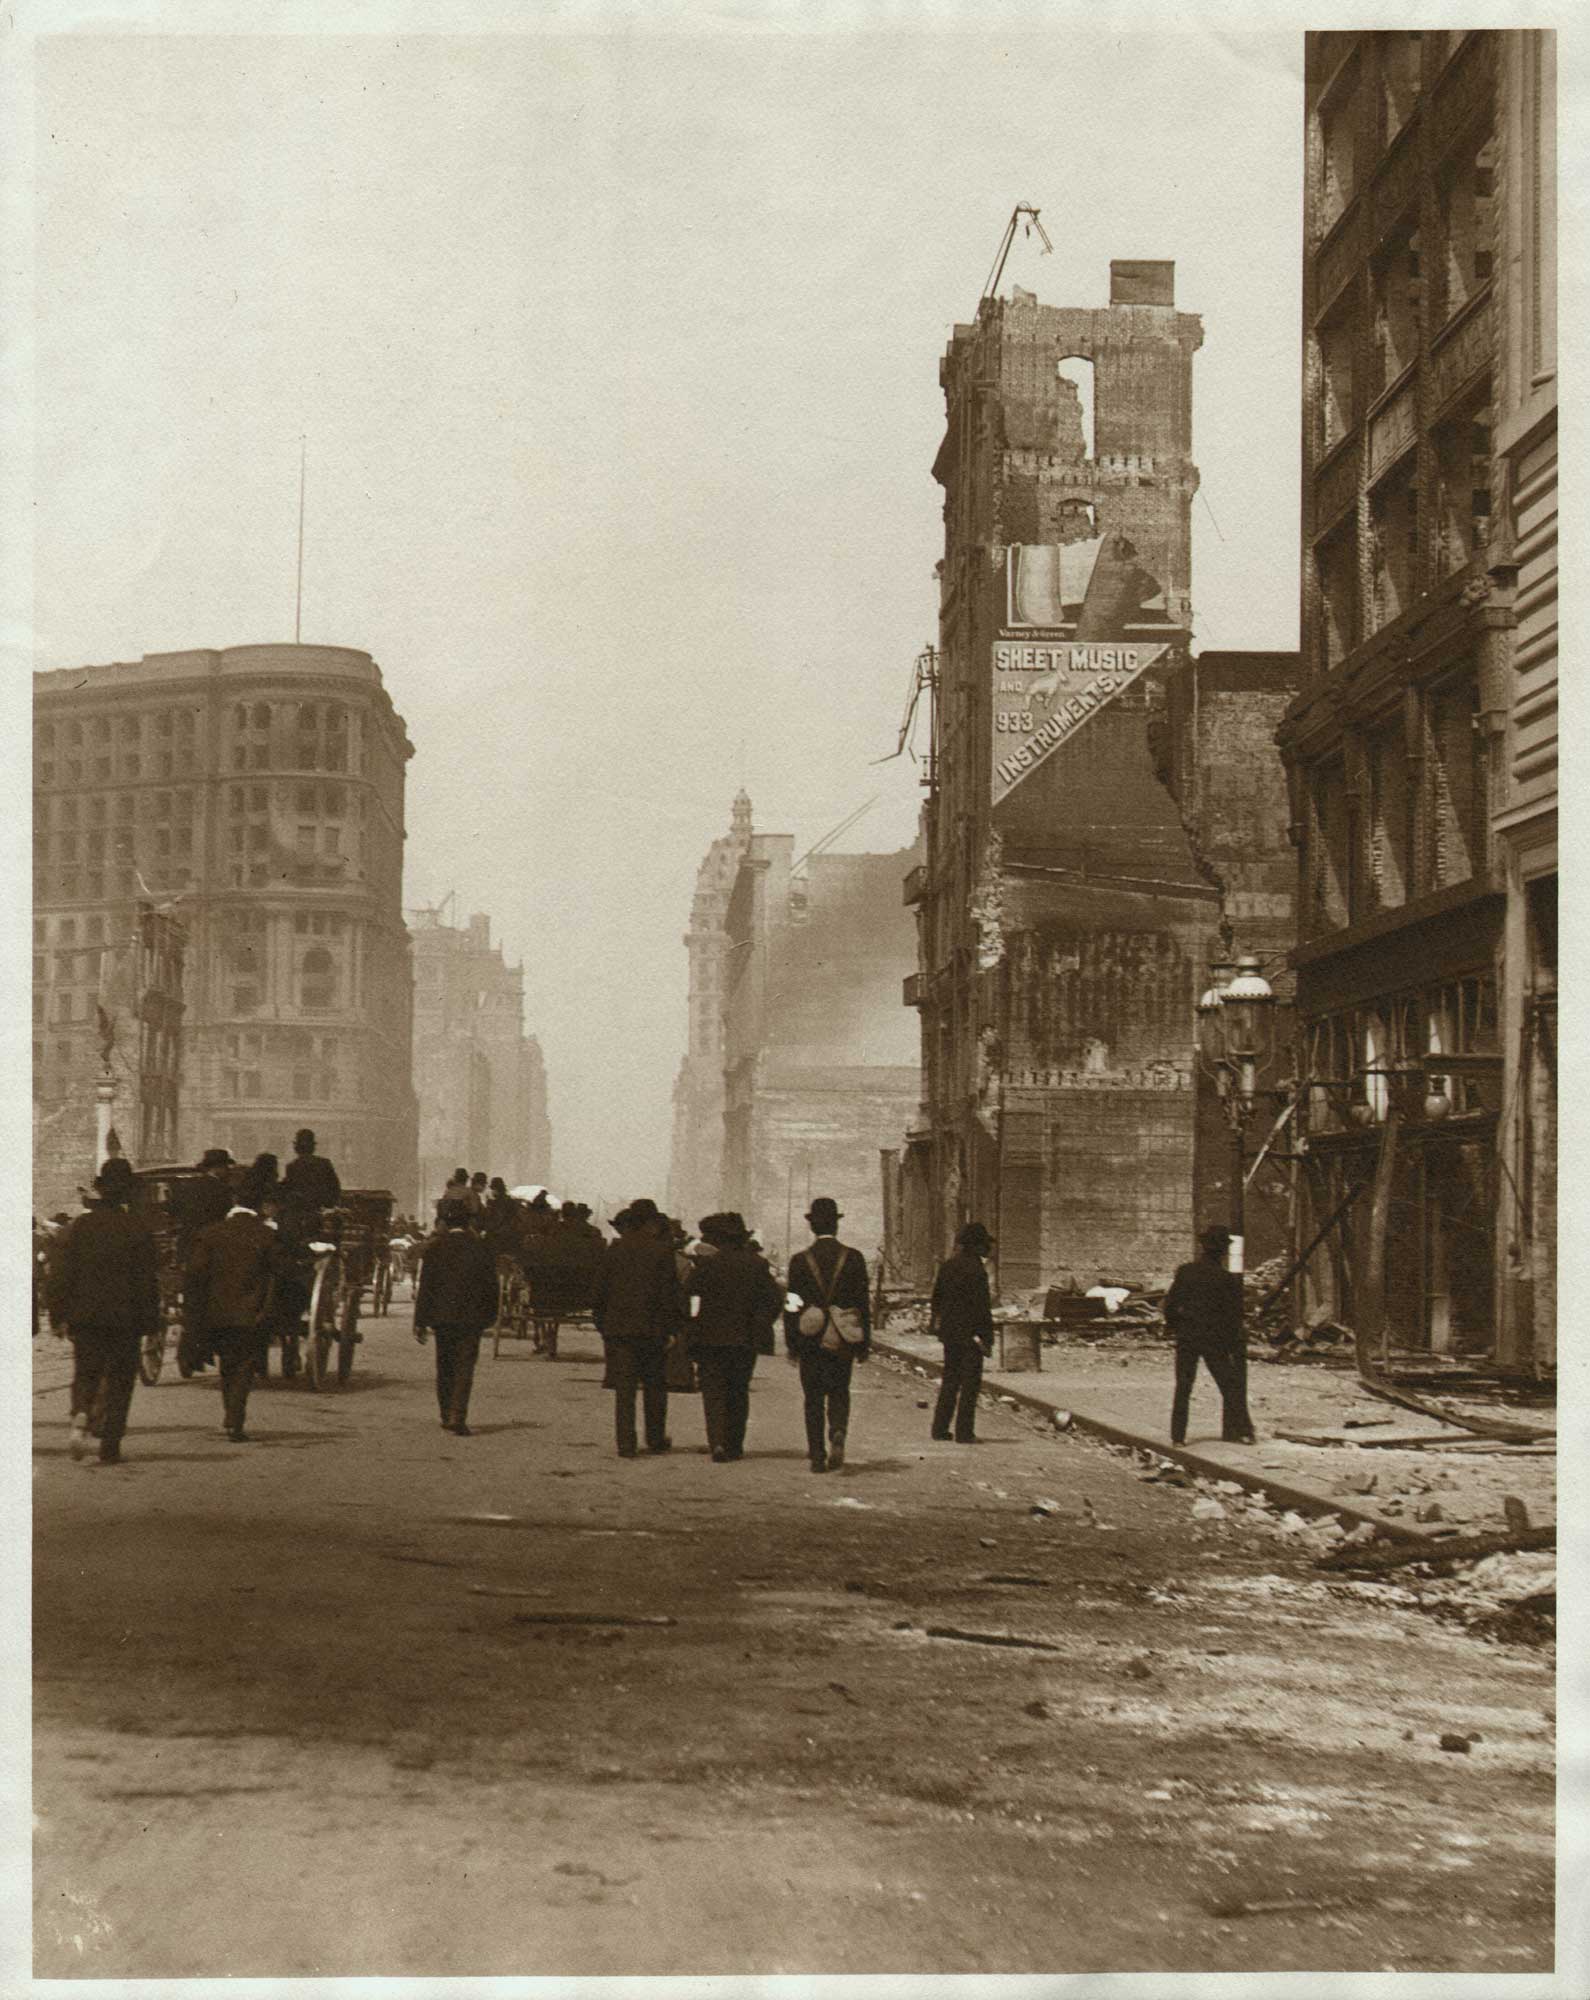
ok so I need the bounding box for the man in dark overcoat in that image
[688,1212,785,1462]
[280,1127,341,1233]
[415,1199,499,1434]
[184,1167,282,1442]
[590,1197,682,1457]
[784,1196,871,1473]
[47,1156,161,1465]
[929,1220,996,1442]
[1164,1222,1256,1445]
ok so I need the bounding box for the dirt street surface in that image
[35,1309,1554,1980]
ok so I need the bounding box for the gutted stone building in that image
[1278,31,1554,1374]
[907,261,1299,1296]
[719,832,921,1272]
[667,791,754,1228]
[409,906,553,1209]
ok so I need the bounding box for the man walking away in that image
[1164,1223,1256,1446]
[48,1156,161,1466]
[184,1164,280,1443]
[590,1198,681,1458]
[930,1221,996,1442]
[281,1128,341,1237]
[785,1197,871,1473]
[689,1212,784,1462]
[415,1199,500,1435]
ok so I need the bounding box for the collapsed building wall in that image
[912,261,1298,1293]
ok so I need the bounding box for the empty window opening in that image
[1055,357,1095,460]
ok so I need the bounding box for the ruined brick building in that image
[1279,31,1555,1374]
[902,263,1298,1294]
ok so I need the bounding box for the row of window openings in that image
[34,915,108,946]
[38,827,194,863]
[37,867,178,901]
[38,790,196,829]
[1319,217,1493,458]
[1316,33,1473,235]
[37,710,198,750]
[1304,973,1498,1128]
[1305,696,1486,927]
[218,1068,341,1103]
[1315,428,1490,663]
[36,749,199,787]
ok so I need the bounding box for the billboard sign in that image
[992,532,1184,808]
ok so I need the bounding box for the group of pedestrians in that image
[45,1130,349,1461]
[46,1128,1255,1469]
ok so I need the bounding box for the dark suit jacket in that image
[591,1233,683,1340]
[785,1236,871,1353]
[687,1244,785,1348]
[185,1211,279,1334]
[931,1249,994,1343]
[281,1153,341,1213]
[416,1228,500,1332]
[1164,1256,1244,1346]
[47,1202,161,1337]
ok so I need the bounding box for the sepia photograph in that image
[13,3,1569,1987]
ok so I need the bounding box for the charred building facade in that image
[721,834,922,1271]
[1278,31,1555,1374]
[904,263,1299,1295]
[410,906,553,1208]
[667,791,754,1227]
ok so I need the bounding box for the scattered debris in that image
[921,1625,1063,1653]
[1030,1497,1063,1517]
[980,1573,1048,1588]
[553,1862,636,1887]
[1504,1496,1532,1535]
[510,1612,676,1629]
[1191,1498,1226,1522]
[1124,1654,1155,1680]
[1024,1699,1053,1720]
[1439,1734,1475,1754]
[1052,1411,1073,1431]
[1318,1527,1555,1576]
[1207,1894,1354,1919]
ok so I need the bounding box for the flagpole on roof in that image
[294,434,306,646]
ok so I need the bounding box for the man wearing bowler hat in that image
[929,1220,997,1443]
[784,1196,871,1473]
[1164,1222,1256,1445]
[590,1197,684,1457]
[47,1155,161,1466]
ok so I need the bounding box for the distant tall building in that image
[1279,31,1555,1373]
[667,790,753,1225]
[33,643,418,1208]
[410,907,552,1206]
[721,833,922,1271]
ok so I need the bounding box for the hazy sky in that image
[28,24,1304,1194]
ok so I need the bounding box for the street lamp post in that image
[1195,950,1277,1276]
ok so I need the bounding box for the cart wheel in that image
[307,1254,341,1390]
[371,1258,392,1318]
[137,1326,166,1387]
[336,1284,359,1385]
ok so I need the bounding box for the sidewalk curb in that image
[873,1336,1436,1549]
